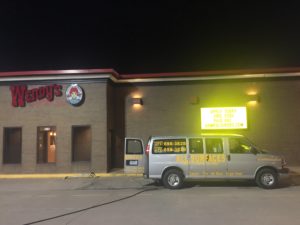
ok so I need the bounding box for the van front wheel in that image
[256,168,278,189]
[163,169,184,189]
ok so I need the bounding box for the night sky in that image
[1,1,300,74]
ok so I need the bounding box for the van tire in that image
[162,169,184,189]
[255,168,278,189]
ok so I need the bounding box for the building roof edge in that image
[119,67,300,79]
[1,67,300,82]
[0,69,120,78]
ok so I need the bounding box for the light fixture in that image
[132,97,143,106]
[49,131,56,136]
[189,96,199,105]
[246,94,260,105]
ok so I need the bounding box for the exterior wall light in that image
[132,97,143,106]
[247,94,260,105]
[189,96,199,105]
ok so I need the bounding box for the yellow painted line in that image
[0,173,143,179]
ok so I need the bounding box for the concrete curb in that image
[0,173,143,179]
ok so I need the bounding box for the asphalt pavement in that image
[1,168,300,225]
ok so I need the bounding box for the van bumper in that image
[278,167,290,179]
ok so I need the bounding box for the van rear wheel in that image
[256,168,278,189]
[163,169,184,189]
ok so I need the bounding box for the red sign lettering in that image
[10,84,63,107]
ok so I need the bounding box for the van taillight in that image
[146,144,150,155]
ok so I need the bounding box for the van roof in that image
[150,134,244,139]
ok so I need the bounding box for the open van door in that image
[124,138,145,174]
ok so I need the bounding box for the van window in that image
[229,138,252,154]
[126,139,143,154]
[205,138,223,154]
[189,138,204,154]
[153,139,186,154]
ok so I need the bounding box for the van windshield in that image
[242,137,268,154]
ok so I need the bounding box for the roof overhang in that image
[0,69,119,82]
[1,67,300,83]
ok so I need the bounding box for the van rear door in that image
[124,138,144,174]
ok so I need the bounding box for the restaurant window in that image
[3,127,22,164]
[37,126,56,163]
[72,126,91,162]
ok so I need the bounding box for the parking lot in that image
[1,174,300,225]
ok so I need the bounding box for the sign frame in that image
[66,84,85,106]
[201,107,248,130]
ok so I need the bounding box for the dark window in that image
[3,127,22,164]
[189,138,204,154]
[205,138,223,154]
[229,138,252,154]
[37,127,56,163]
[153,139,186,154]
[126,139,143,154]
[72,126,91,162]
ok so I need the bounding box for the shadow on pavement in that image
[287,173,300,186]
[183,180,257,189]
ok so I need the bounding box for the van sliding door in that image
[204,138,227,178]
[187,138,205,178]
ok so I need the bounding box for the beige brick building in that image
[0,68,300,174]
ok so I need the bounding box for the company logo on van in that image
[66,84,84,106]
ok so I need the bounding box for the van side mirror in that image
[250,147,258,155]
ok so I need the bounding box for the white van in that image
[124,134,289,189]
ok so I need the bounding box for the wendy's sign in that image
[66,84,84,106]
[10,84,63,107]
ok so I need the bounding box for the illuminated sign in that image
[66,84,84,106]
[201,107,247,130]
[10,84,63,107]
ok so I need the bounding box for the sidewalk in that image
[0,169,143,179]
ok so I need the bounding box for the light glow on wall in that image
[131,94,143,110]
[201,107,247,130]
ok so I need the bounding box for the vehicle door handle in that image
[227,155,231,161]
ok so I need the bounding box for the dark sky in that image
[1,1,300,74]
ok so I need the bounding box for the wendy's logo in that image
[10,84,63,107]
[66,84,84,106]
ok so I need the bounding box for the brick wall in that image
[124,78,300,165]
[0,81,108,173]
